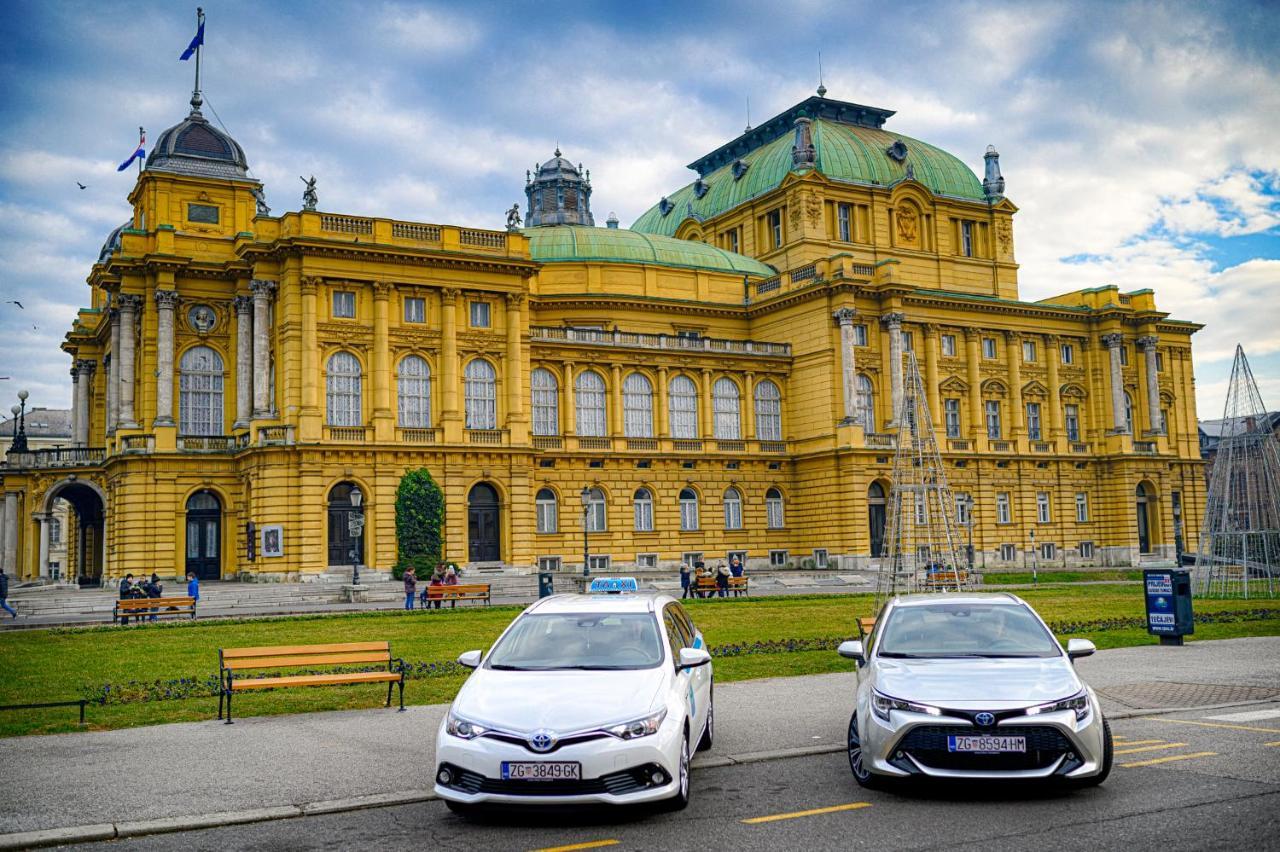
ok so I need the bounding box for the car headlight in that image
[871,690,942,722]
[1026,690,1090,722]
[445,712,489,740]
[606,708,668,740]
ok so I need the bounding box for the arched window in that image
[623,372,654,438]
[754,379,782,441]
[633,488,654,532]
[669,375,698,439]
[1123,391,1134,433]
[531,368,559,436]
[535,487,557,534]
[464,359,496,429]
[397,355,431,428]
[713,377,741,439]
[179,345,224,435]
[765,488,785,529]
[856,374,874,430]
[679,488,699,531]
[723,487,743,530]
[584,487,607,532]
[325,351,362,427]
[575,370,606,436]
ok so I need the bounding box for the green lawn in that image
[0,587,1275,738]
[982,570,1144,584]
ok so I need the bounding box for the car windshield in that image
[877,602,1061,659]
[485,612,664,671]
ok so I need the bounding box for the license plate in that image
[501,761,581,781]
[947,735,1027,753]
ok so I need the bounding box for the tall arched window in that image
[1123,391,1134,433]
[584,487,607,531]
[669,375,698,439]
[397,355,431,428]
[754,379,782,441]
[325,351,362,426]
[535,487,557,533]
[575,370,606,436]
[765,488,785,529]
[856,374,874,430]
[679,488,699,531]
[531,368,559,436]
[623,372,654,438]
[464,359,497,429]
[713,377,741,439]
[633,488,654,532]
[179,345,224,435]
[723,487,743,530]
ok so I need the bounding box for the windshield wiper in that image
[877,652,930,658]
[487,664,532,670]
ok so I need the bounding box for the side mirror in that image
[457,650,483,669]
[1066,638,1095,661]
[838,640,865,665]
[678,647,712,669]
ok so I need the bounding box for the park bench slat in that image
[222,652,397,670]
[858,617,877,635]
[423,584,491,606]
[222,641,390,659]
[113,596,198,625]
[116,597,196,609]
[231,671,402,690]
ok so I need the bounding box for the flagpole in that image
[193,7,204,108]
[138,126,144,175]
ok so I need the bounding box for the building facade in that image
[0,88,1205,583]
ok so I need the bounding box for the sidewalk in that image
[2,637,1276,845]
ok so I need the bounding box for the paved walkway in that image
[1,637,1276,842]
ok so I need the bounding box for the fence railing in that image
[467,429,507,445]
[120,434,154,453]
[865,433,895,448]
[320,214,373,235]
[530,326,790,357]
[3,447,105,468]
[177,435,239,452]
[391,222,441,242]
[396,427,439,444]
[1133,441,1157,454]
[947,439,971,451]
[325,426,368,442]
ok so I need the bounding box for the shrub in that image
[394,468,445,580]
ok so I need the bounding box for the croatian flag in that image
[180,16,204,60]
[117,129,146,172]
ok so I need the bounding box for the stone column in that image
[1005,330,1024,438]
[75,360,96,445]
[833,308,858,424]
[440,289,461,438]
[153,289,179,427]
[882,312,904,426]
[1138,336,1163,434]
[251,280,277,419]
[609,363,623,436]
[233,294,254,428]
[1101,333,1128,432]
[743,372,756,439]
[562,361,576,436]
[372,282,392,434]
[37,513,50,579]
[3,491,18,575]
[923,324,941,430]
[1045,335,1062,439]
[505,294,526,431]
[116,294,142,428]
[69,364,81,446]
[106,307,121,434]
[964,329,983,439]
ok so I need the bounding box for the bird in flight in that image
[6,300,23,309]
[77,182,87,190]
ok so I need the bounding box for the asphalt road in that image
[89,702,1280,852]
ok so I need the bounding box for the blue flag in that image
[117,129,146,172]
[180,19,204,60]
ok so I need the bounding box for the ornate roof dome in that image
[98,221,129,264]
[146,96,252,181]
[525,148,594,227]
[523,225,774,277]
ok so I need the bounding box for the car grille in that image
[897,725,1074,772]
[441,763,658,797]
[483,731,612,753]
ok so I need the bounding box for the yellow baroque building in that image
[0,89,1205,583]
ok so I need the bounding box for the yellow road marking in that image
[1265,741,1280,748]
[1114,742,1187,755]
[530,841,619,852]
[742,802,873,824]
[1111,739,1165,747]
[1156,718,1280,734]
[1121,751,1218,768]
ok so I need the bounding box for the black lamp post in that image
[580,486,591,577]
[963,494,975,573]
[348,485,364,585]
[10,389,30,453]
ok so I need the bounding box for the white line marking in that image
[1205,708,1280,722]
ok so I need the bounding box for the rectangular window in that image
[1037,492,1051,524]
[901,331,914,352]
[955,494,972,526]
[469,301,491,328]
[945,399,961,438]
[986,400,1002,439]
[1076,492,1089,523]
[404,297,425,323]
[838,203,851,242]
[634,496,654,532]
[1119,345,1129,366]
[1060,343,1074,365]
[770,550,789,567]
[768,209,783,248]
[961,221,974,257]
[682,552,703,569]
[1000,543,1017,562]
[996,492,1011,524]
[536,495,557,534]
[813,548,829,568]
[1156,352,1164,371]
[187,202,219,224]
[724,229,739,254]
[636,553,658,569]
[982,337,997,359]
[1039,542,1056,561]
[587,555,611,573]
[680,499,699,532]
[1080,541,1095,560]
[941,334,957,357]
[853,324,868,346]
[1065,404,1080,442]
[1023,340,1037,362]
[1026,402,1042,440]
[333,291,355,318]
[537,556,562,573]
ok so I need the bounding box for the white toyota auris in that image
[434,579,713,812]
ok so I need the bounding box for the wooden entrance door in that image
[468,483,501,562]
[185,491,221,580]
[1136,484,1151,555]
[328,482,365,567]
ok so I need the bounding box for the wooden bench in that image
[921,569,969,589]
[113,596,197,624]
[423,583,491,607]
[218,641,406,724]
[692,576,749,597]
[857,616,877,638]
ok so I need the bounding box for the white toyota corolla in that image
[434,579,713,812]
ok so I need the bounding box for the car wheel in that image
[1073,716,1113,788]
[666,730,692,811]
[847,711,885,789]
[697,683,714,752]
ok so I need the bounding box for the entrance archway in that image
[185,490,222,580]
[1136,482,1154,555]
[328,482,365,567]
[868,481,888,558]
[468,483,501,563]
[42,480,105,586]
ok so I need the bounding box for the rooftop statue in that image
[506,202,522,231]
[300,175,318,212]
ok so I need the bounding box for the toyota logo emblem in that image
[529,730,557,752]
[974,712,996,728]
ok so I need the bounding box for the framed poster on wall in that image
[261,525,284,558]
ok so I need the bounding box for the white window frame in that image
[837,203,851,242]
[1000,543,1017,562]
[856,374,874,430]
[996,492,1011,524]
[636,553,658,569]
[955,494,972,526]
[1022,340,1037,363]
[535,488,558,534]
[1080,541,1095,560]
[633,488,654,532]
[712,377,741,440]
[1065,404,1080,442]
[723,487,743,530]
[531,367,559,436]
[754,379,783,441]
[1060,343,1074,365]
[1039,542,1056,561]
[941,334,957,357]
[961,220,974,257]
[769,549,789,567]
[1076,492,1089,523]
[622,372,654,438]
[469,301,491,328]
[1026,401,1042,441]
[765,488,785,529]
[813,548,829,568]
[1037,491,1051,524]
[944,398,961,438]
[853,324,868,346]
[179,345,225,436]
[768,209,782,247]
[537,556,562,573]
[679,488,699,531]
[669,375,698,439]
[333,290,355,319]
[901,330,914,352]
[325,350,362,427]
[1124,391,1134,432]
[985,400,1002,439]
[396,355,431,428]
[587,554,611,573]
[982,337,997,359]
[403,296,425,324]
[584,487,607,532]
[575,370,607,437]
[682,552,703,569]
[463,359,497,430]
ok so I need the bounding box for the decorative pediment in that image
[938,376,968,393]
[1059,383,1088,399]
[1021,380,1049,397]
[980,378,1007,395]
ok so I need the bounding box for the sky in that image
[0,0,1277,423]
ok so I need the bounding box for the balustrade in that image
[325,426,368,442]
[530,326,790,357]
[320,214,373,235]
[396,427,439,444]
[466,429,507,445]
[177,435,238,452]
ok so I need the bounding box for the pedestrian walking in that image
[716,562,731,598]
[403,566,417,610]
[679,561,692,599]
[0,568,16,618]
[186,572,200,603]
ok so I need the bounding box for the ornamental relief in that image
[996,219,1014,258]
[895,205,919,244]
[184,302,224,334]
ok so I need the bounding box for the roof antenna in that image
[744,96,752,133]
[817,51,827,98]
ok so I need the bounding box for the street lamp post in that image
[10,389,29,453]
[1029,529,1038,586]
[963,495,975,574]
[348,485,365,586]
[580,486,591,577]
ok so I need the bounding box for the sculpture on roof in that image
[300,175,317,212]
[983,145,1006,198]
[506,202,522,231]
[524,148,594,227]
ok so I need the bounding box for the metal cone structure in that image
[1195,345,1280,598]
[874,351,973,610]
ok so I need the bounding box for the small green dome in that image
[524,225,775,277]
[632,118,985,237]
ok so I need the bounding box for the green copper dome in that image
[632,117,985,237]
[524,225,775,277]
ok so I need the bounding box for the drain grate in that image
[1097,681,1280,710]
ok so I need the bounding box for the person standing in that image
[715,562,731,598]
[118,573,135,625]
[0,568,16,618]
[186,572,200,603]
[403,566,417,610]
[729,555,744,578]
[679,561,692,600]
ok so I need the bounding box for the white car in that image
[434,579,713,812]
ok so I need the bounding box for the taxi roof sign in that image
[588,577,639,594]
